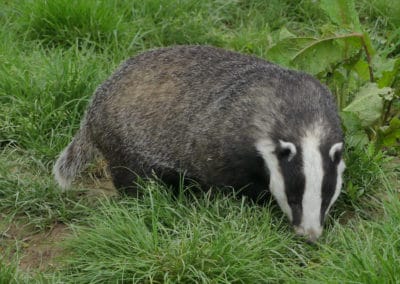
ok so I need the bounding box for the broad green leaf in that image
[352,60,370,81]
[338,33,365,58]
[347,133,370,147]
[376,57,400,88]
[267,26,296,52]
[340,111,369,146]
[291,38,344,75]
[379,117,400,147]
[320,0,361,31]
[266,37,314,67]
[277,26,296,41]
[267,33,365,75]
[340,111,364,132]
[343,83,393,127]
[290,34,362,75]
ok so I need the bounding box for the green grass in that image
[57,184,400,283]
[0,44,112,159]
[0,0,399,282]
[60,187,299,283]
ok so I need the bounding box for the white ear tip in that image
[279,140,297,161]
[329,142,343,161]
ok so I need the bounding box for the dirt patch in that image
[0,168,118,272]
[1,221,70,272]
[0,154,122,274]
[19,223,69,271]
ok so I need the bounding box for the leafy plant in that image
[267,0,400,152]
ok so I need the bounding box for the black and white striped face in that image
[256,135,345,242]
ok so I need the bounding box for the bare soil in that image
[20,223,69,271]
[0,174,117,272]
[0,221,68,271]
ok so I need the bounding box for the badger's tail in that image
[53,126,97,190]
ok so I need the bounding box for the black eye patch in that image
[332,149,342,164]
[277,147,292,161]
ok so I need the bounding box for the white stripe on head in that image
[256,139,292,222]
[326,159,345,216]
[299,131,324,240]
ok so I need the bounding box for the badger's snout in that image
[257,137,344,243]
[294,225,323,243]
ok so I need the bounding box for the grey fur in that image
[53,126,97,189]
[54,45,343,203]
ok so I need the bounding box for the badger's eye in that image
[331,150,342,164]
[278,148,292,161]
[277,140,297,162]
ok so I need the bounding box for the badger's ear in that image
[329,142,343,162]
[278,140,297,161]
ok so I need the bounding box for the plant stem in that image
[357,34,374,83]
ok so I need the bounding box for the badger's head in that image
[256,132,345,242]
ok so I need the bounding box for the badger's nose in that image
[294,226,322,243]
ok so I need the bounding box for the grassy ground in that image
[1,0,399,283]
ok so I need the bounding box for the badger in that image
[54,45,345,242]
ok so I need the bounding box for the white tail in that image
[53,127,96,190]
